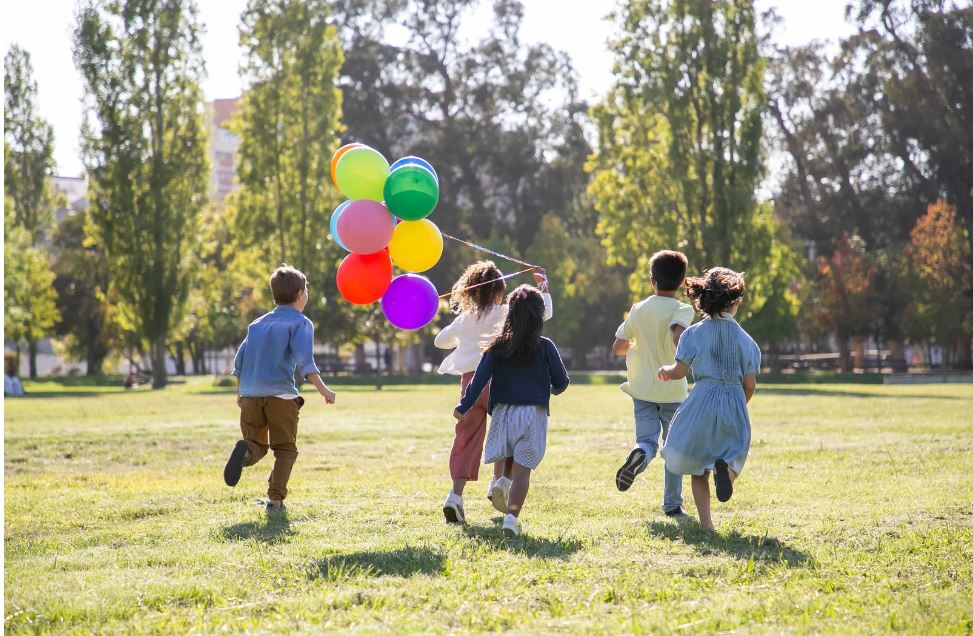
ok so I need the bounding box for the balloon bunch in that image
[329,143,444,330]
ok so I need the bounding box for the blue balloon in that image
[330,201,352,252]
[389,156,438,183]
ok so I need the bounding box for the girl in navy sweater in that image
[454,285,570,537]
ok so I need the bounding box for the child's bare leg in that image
[496,458,513,479]
[452,478,467,496]
[692,473,714,530]
[507,462,532,517]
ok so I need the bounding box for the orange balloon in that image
[331,143,364,187]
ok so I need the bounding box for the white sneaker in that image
[442,491,465,524]
[502,513,522,537]
[490,476,512,514]
[486,479,497,501]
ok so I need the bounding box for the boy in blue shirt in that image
[223,265,336,511]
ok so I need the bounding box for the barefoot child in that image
[223,265,337,512]
[611,250,694,517]
[436,261,552,524]
[454,285,569,537]
[658,268,760,530]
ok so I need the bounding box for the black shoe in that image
[223,440,249,487]
[615,448,648,492]
[714,459,733,502]
[265,501,287,513]
[664,506,688,518]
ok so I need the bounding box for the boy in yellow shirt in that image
[612,251,694,516]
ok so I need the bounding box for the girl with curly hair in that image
[657,267,761,530]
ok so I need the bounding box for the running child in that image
[454,285,569,537]
[611,250,695,517]
[223,265,337,512]
[436,261,552,524]
[658,268,760,530]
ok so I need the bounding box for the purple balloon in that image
[381,274,439,330]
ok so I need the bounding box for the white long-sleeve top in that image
[433,292,553,375]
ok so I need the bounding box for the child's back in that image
[618,295,695,403]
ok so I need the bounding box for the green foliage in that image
[590,0,791,342]
[3,206,60,356]
[3,45,57,245]
[50,211,116,374]
[74,0,210,388]
[230,0,346,339]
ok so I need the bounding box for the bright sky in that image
[2,0,855,177]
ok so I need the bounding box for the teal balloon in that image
[330,201,352,252]
[384,165,439,221]
[390,156,439,183]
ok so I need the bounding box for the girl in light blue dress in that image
[658,268,760,530]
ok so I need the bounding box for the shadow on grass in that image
[13,391,113,399]
[222,513,294,544]
[462,522,582,560]
[646,520,810,566]
[308,546,445,580]
[758,387,958,400]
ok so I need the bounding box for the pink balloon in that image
[336,200,395,254]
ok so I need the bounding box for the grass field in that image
[4,378,973,633]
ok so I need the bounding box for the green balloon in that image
[384,165,440,221]
[335,147,389,202]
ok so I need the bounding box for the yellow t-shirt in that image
[616,295,695,403]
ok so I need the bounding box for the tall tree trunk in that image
[956,334,972,370]
[837,333,851,373]
[374,339,383,391]
[27,338,38,379]
[851,336,866,371]
[172,342,186,376]
[354,343,367,373]
[151,335,168,389]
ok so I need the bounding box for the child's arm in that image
[532,268,555,321]
[434,314,463,350]
[547,340,570,395]
[454,353,495,418]
[612,338,631,356]
[235,376,242,407]
[232,336,247,407]
[306,372,336,404]
[743,374,756,403]
[658,361,690,382]
[670,324,686,349]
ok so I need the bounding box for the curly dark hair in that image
[449,260,506,318]
[685,267,745,317]
[485,285,545,363]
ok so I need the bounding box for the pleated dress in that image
[661,314,761,477]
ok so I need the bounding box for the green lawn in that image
[5,378,973,633]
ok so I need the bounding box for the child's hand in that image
[657,365,672,382]
[236,395,243,408]
[531,267,548,291]
[453,408,463,420]
[321,387,336,404]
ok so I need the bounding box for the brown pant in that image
[239,396,303,501]
[449,372,491,481]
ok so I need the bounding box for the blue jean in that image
[633,398,683,511]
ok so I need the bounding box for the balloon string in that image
[437,268,535,299]
[441,233,537,269]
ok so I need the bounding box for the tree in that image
[4,204,60,375]
[808,234,876,372]
[230,0,346,336]
[589,0,779,336]
[4,45,57,245]
[74,0,210,388]
[851,0,973,275]
[903,200,973,367]
[50,211,116,375]
[4,47,62,377]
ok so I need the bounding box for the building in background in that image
[206,97,240,201]
[52,175,87,223]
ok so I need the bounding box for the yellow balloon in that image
[389,219,444,272]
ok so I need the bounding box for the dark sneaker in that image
[615,448,648,492]
[714,459,733,502]
[266,501,287,513]
[664,506,688,518]
[223,440,249,487]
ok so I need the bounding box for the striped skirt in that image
[483,404,548,470]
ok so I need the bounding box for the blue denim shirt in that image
[232,305,321,397]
